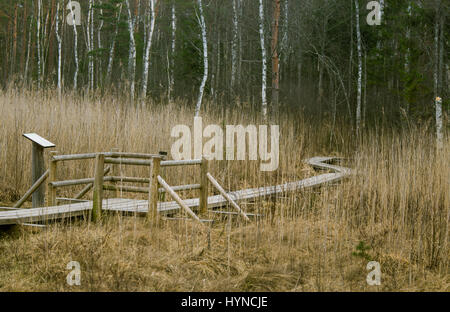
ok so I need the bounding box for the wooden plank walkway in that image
[0,157,351,226]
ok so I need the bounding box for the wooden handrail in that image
[74,166,111,199]
[51,176,113,187]
[53,152,165,162]
[104,183,201,193]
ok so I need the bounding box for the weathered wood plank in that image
[13,170,49,208]
[207,173,250,222]
[157,175,204,226]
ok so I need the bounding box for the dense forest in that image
[0,0,447,126]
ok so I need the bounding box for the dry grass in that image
[0,88,448,291]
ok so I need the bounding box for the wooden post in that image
[23,133,55,207]
[148,157,161,223]
[31,143,45,208]
[110,148,120,198]
[92,153,105,222]
[199,156,208,214]
[47,151,58,207]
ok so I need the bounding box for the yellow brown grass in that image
[0,88,448,291]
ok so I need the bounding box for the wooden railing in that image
[14,150,251,225]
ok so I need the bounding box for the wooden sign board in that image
[23,133,55,148]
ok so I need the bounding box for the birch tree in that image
[272,0,281,115]
[141,0,157,103]
[87,0,94,91]
[195,0,208,117]
[125,0,136,101]
[55,0,62,98]
[354,0,363,134]
[281,0,289,67]
[434,1,443,150]
[97,1,104,87]
[231,0,239,92]
[68,1,79,90]
[106,3,123,86]
[37,0,42,88]
[259,0,268,119]
[168,2,176,102]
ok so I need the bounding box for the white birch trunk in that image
[195,0,208,117]
[106,3,123,85]
[24,17,33,82]
[87,0,94,91]
[141,0,157,103]
[68,2,79,90]
[404,2,412,112]
[231,0,239,91]
[125,0,136,101]
[259,0,268,119]
[37,0,42,88]
[434,5,443,150]
[354,0,362,133]
[97,1,104,86]
[56,1,62,98]
[168,2,176,102]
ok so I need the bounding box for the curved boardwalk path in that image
[0,157,352,226]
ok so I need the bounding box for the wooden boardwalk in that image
[0,157,351,226]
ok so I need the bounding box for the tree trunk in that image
[106,3,123,86]
[97,1,104,88]
[69,1,79,90]
[56,1,62,98]
[231,0,239,93]
[125,0,136,102]
[272,0,281,117]
[87,0,94,92]
[259,0,268,119]
[434,3,443,150]
[354,0,363,134]
[37,0,42,88]
[195,0,208,117]
[141,0,157,103]
[168,1,176,102]
[11,3,18,75]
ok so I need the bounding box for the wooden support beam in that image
[207,173,250,222]
[147,157,161,223]
[13,170,49,208]
[157,175,205,226]
[199,157,208,214]
[92,153,105,222]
